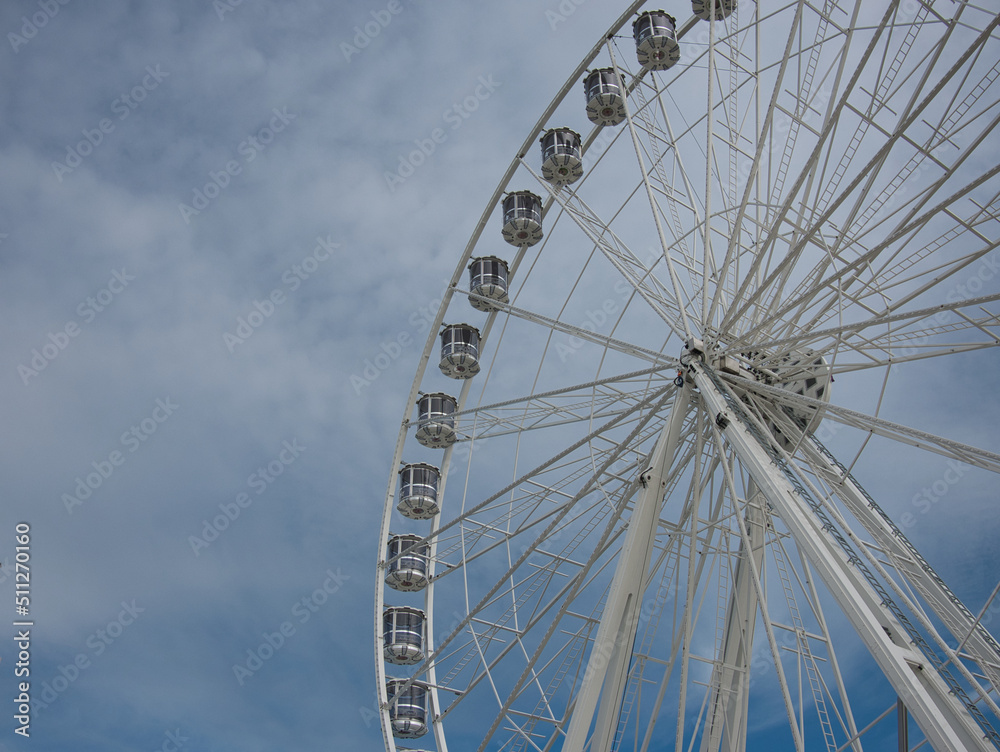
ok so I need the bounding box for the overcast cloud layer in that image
[1,2,998,751]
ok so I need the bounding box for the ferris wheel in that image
[374,2,1000,751]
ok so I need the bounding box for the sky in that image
[0,2,998,752]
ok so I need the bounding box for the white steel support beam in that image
[562,383,692,752]
[700,489,766,752]
[467,291,678,369]
[690,362,996,752]
[608,39,696,344]
[800,434,1000,698]
[730,376,1000,475]
[522,159,690,343]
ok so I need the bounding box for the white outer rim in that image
[373,4,656,751]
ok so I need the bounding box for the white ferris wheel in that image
[374,2,1000,751]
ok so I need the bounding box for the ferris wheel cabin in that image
[468,256,510,311]
[584,68,626,127]
[439,323,481,379]
[414,392,458,448]
[396,462,440,520]
[540,127,584,186]
[385,679,429,739]
[501,191,543,246]
[384,534,429,592]
[692,0,736,20]
[633,11,680,70]
[383,606,426,665]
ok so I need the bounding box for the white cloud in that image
[2,1,999,750]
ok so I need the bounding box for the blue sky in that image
[0,1,605,749]
[1,1,999,751]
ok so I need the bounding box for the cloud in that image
[2,1,999,750]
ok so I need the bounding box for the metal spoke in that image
[377,5,1000,752]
